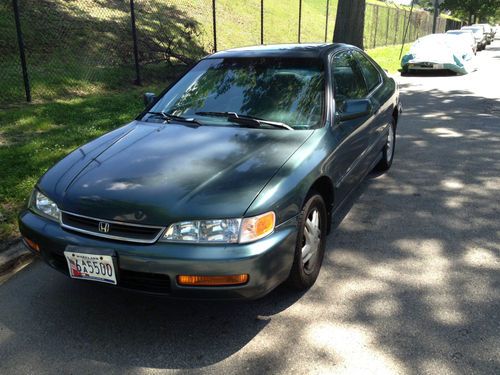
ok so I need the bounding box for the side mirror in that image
[143,92,157,107]
[337,99,372,122]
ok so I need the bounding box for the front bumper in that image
[403,61,468,75]
[19,210,298,299]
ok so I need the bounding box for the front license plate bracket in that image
[64,246,119,285]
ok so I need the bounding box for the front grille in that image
[60,211,165,244]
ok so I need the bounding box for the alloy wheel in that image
[386,125,395,163]
[301,208,321,274]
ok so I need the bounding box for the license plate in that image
[64,251,117,285]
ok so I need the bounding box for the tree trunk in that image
[333,0,366,49]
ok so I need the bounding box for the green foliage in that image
[441,0,500,21]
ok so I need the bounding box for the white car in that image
[461,26,487,50]
[473,24,494,44]
[401,33,476,75]
[446,30,477,54]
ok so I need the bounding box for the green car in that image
[19,43,402,299]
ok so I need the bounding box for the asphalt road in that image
[1,40,499,375]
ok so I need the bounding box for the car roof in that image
[206,43,346,59]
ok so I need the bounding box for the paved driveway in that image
[1,40,499,374]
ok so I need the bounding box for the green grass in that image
[0,84,163,245]
[367,43,410,73]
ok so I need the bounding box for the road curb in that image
[0,240,34,279]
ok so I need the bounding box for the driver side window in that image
[331,51,368,110]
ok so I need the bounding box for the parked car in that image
[446,29,477,54]
[19,43,402,299]
[461,25,487,50]
[473,24,494,44]
[401,34,475,75]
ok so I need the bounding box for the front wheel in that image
[287,193,327,291]
[374,119,396,172]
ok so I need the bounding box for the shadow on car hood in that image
[41,121,313,225]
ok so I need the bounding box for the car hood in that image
[39,121,313,225]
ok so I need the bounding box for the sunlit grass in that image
[0,84,164,244]
[367,43,411,73]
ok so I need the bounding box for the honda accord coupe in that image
[19,43,402,299]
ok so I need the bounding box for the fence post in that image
[129,0,141,85]
[385,7,390,46]
[408,11,412,41]
[212,0,217,52]
[12,0,31,102]
[298,0,302,43]
[373,5,379,48]
[394,10,399,45]
[260,0,264,44]
[324,0,329,43]
[399,4,414,60]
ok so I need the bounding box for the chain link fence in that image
[1,0,462,106]
[363,3,462,49]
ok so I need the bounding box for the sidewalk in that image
[0,240,33,282]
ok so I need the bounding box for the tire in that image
[374,119,396,172]
[287,193,327,291]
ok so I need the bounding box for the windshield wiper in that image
[146,111,202,126]
[195,111,293,130]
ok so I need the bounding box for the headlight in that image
[162,211,275,244]
[29,189,60,221]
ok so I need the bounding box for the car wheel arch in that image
[392,106,399,128]
[304,176,335,234]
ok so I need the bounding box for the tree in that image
[333,0,366,49]
[415,0,435,11]
[441,0,500,24]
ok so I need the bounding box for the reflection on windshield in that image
[149,57,325,129]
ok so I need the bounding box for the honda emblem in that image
[98,221,110,233]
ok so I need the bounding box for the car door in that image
[328,49,372,202]
[351,50,388,171]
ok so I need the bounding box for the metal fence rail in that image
[1,0,462,105]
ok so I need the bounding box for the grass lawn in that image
[367,43,411,73]
[0,42,406,246]
[0,84,163,246]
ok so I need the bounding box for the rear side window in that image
[353,51,381,92]
[331,51,368,108]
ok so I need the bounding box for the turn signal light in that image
[177,274,249,286]
[240,211,276,243]
[23,237,40,252]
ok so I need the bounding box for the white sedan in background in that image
[461,25,487,50]
[446,29,477,54]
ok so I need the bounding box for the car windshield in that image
[147,57,325,129]
[447,31,470,35]
[462,27,481,34]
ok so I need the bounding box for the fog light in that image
[177,274,249,286]
[23,237,40,252]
